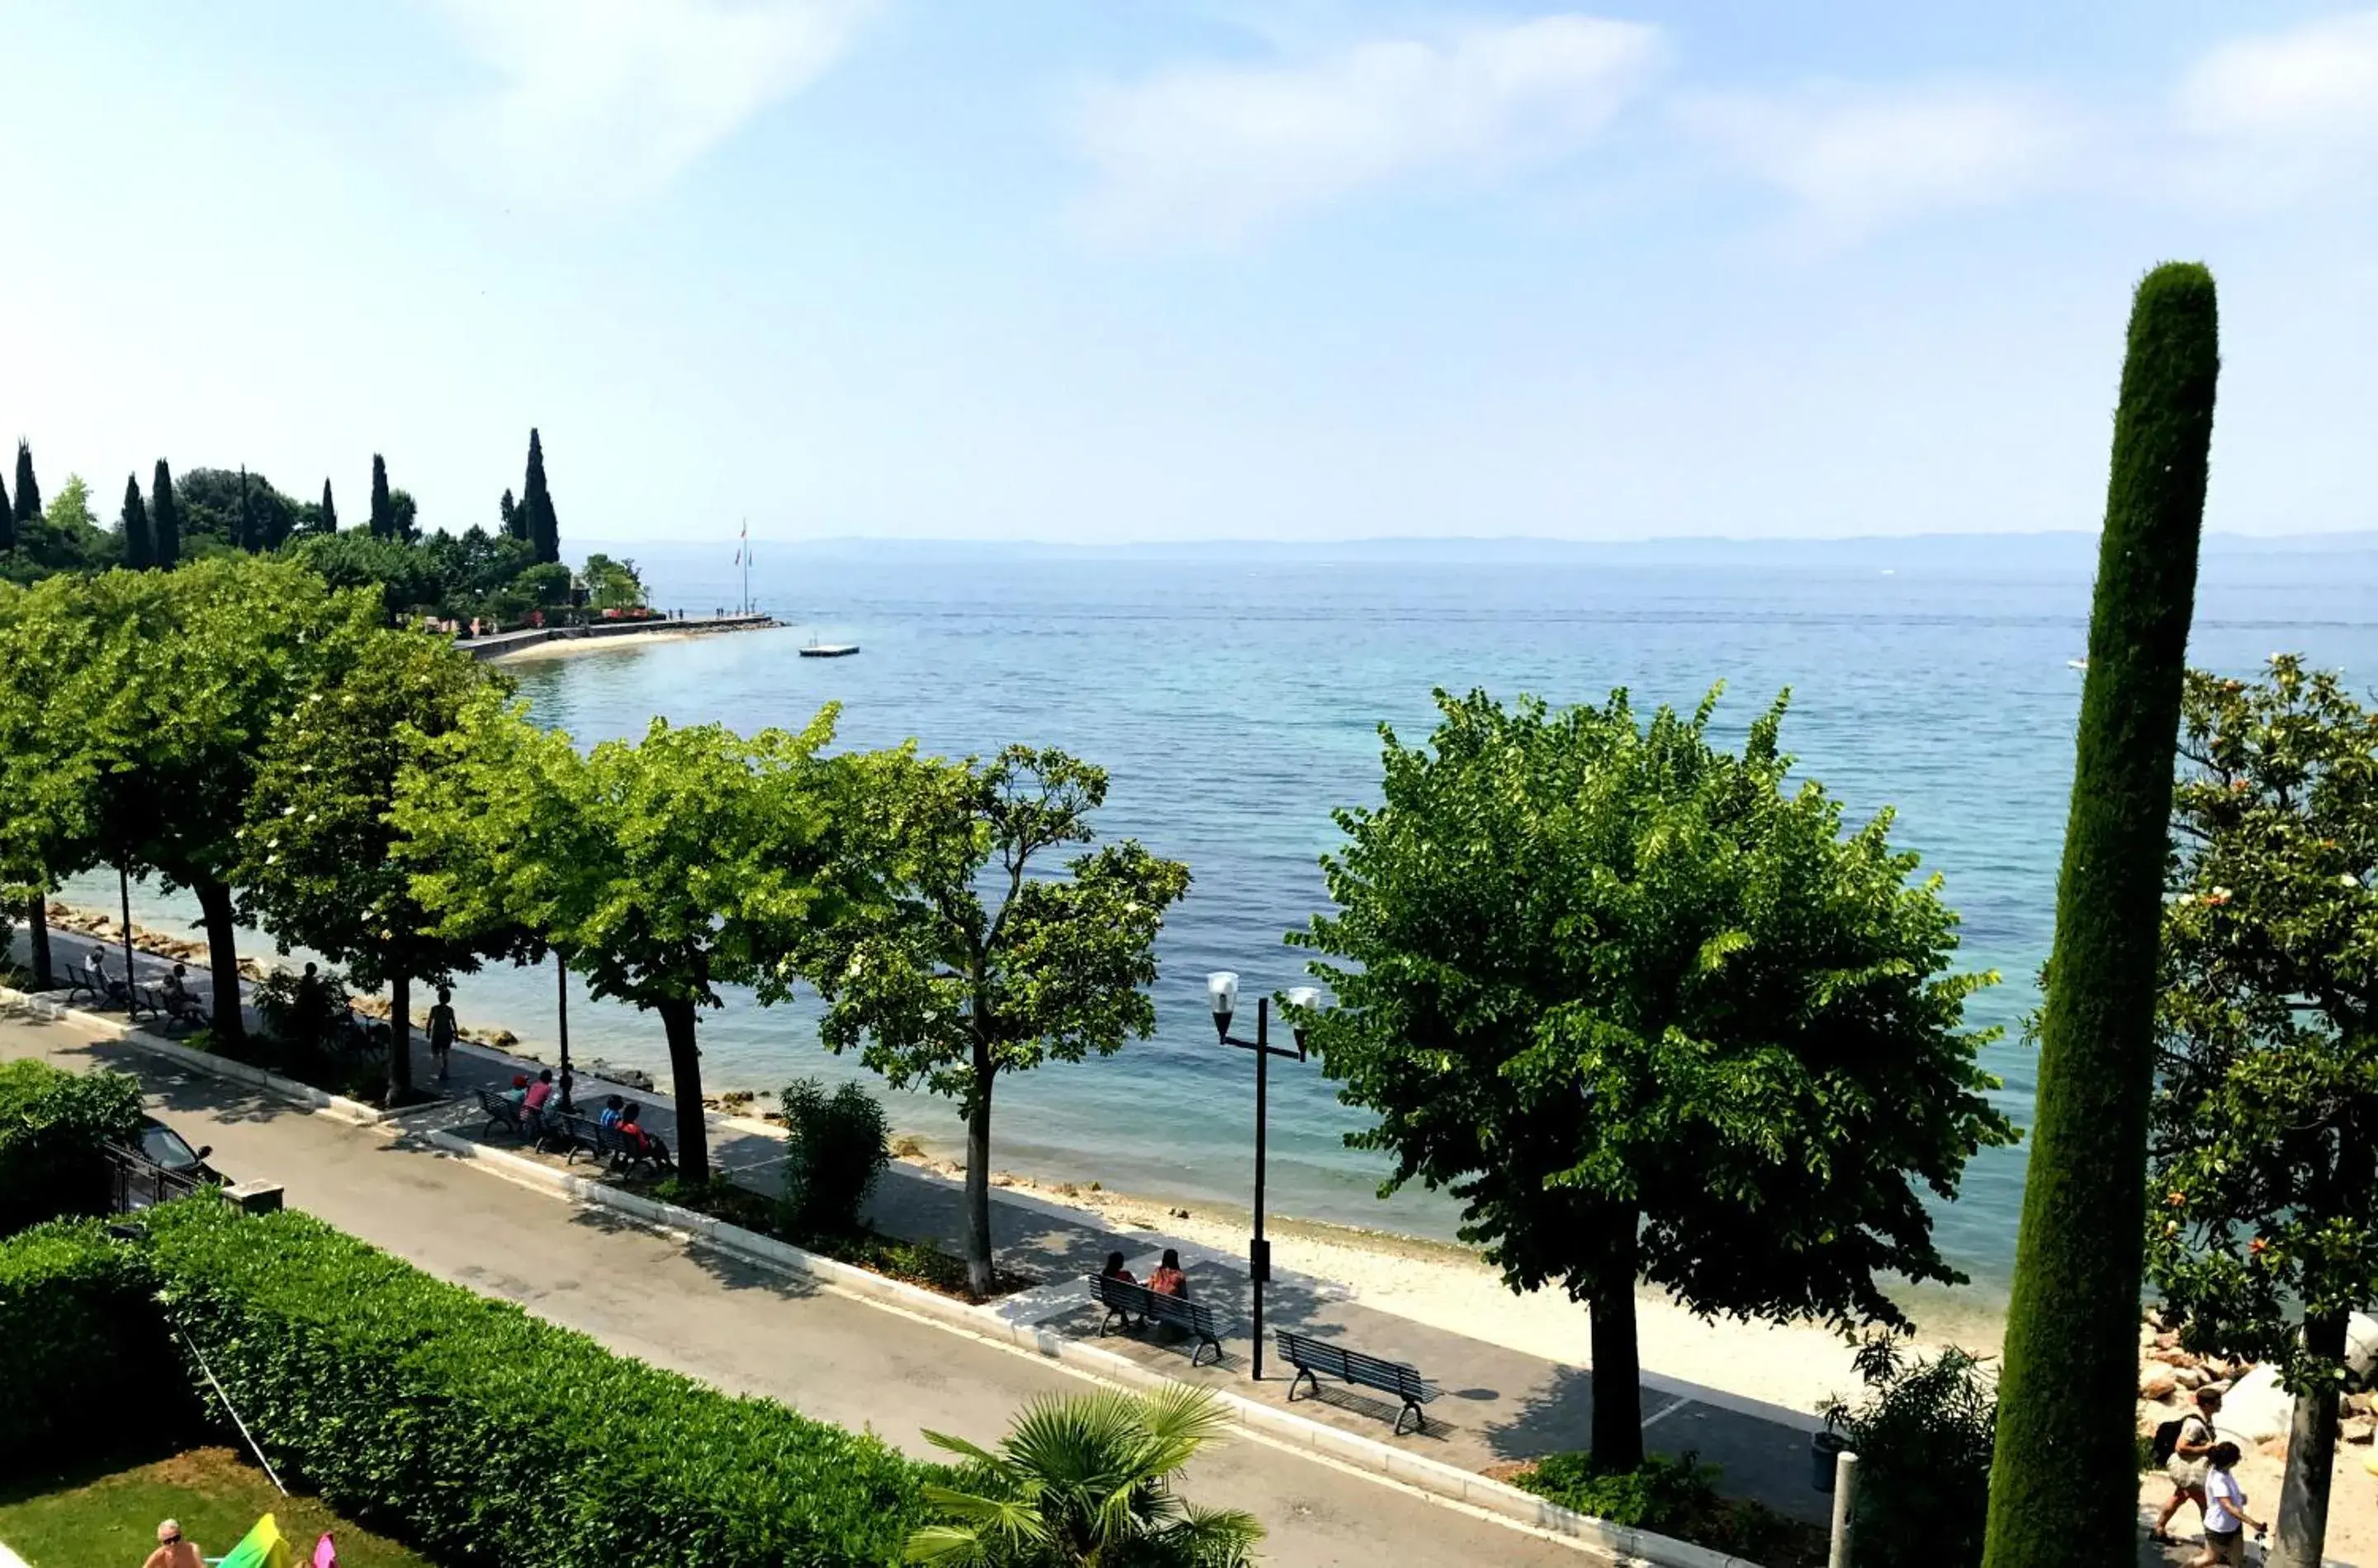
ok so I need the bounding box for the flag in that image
[216,1513,292,1568]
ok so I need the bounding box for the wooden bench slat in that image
[1090,1275,1228,1367]
[1274,1329,1437,1435]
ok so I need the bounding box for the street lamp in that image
[1207,972,1323,1381]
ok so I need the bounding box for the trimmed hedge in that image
[141,1201,929,1566]
[0,1218,194,1478]
[0,1058,143,1236]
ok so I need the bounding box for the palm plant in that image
[907,1384,1263,1567]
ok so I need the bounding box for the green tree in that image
[500,488,520,540]
[2135,657,2378,1568]
[241,629,519,1103]
[0,581,99,988]
[1982,263,2219,1568]
[0,462,12,554]
[369,454,393,540]
[391,488,419,543]
[283,532,443,624]
[1294,687,2012,1470]
[907,1385,1262,1568]
[798,746,1191,1298]
[118,476,153,571]
[581,553,647,610]
[174,468,298,551]
[396,694,861,1182]
[522,429,558,565]
[151,462,181,569]
[14,440,40,523]
[11,474,112,576]
[317,479,337,535]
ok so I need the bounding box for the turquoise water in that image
[73,536,2378,1300]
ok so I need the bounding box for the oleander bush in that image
[0,1059,143,1236]
[1818,1337,1997,1568]
[140,1199,929,1566]
[0,1218,194,1477]
[1513,1451,1822,1566]
[779,1077,891,1238]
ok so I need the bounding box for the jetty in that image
[457,611,778,663]
[799,642,860,658]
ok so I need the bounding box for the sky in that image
[2,1,2375,546]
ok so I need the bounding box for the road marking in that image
[1640,1395,1689,1430]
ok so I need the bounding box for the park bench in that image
[1091,1275,1229,1368]
[65,954,156,1016]
[156,983,208,1033]
[554,1111,671,1173]
[475,1086,536,1141]
[1274,1329,1439,1436]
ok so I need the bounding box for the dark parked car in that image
[108,1117,222,1210]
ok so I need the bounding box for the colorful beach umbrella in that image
[213,1514,291,1568]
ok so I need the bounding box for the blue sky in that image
[2,1,2374,543]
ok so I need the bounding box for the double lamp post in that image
[1205,971,1319,1382]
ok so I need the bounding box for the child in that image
[2196,1442,2266,1567]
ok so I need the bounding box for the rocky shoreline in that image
[2138,1310,2378,1461]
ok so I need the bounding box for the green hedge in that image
[0,1059,143,1236]
[141,1201,927,1566]
[0,1218,194,1479]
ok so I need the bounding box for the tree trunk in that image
[1983,265,2215,1568]
[963,1055,997,1300]
[386,969,414,1106]
[192,876,244,1042]
[2273,1312,2347,1568]
[1589,1213,1645,1471]
[26,894,52,989]
[657,997,708,1184]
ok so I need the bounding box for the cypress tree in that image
[0,465,12,552]
[523,429,558,564]
[500,487,519,539]
[120,475,153,569]
[370,453,393,540]
[151,461,181,567]
[237,466,258,552]
[14,439,40,522]
[1982,263,2219,1568]
[320,478,337,533]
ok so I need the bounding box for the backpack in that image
[2152,1418,2186,1466]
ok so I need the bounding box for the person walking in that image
[427,985,458,1082]
[2194,1442,2266,1567]
[2153,1385,2224,1543]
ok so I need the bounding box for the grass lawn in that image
[0,1448,434,1568]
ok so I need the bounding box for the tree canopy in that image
[2145,656,2378,1566]
[798,745,1190,1296]
[396,693,864,1181]
[1294,686,2013,1466]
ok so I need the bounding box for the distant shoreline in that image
[465,612,779,664]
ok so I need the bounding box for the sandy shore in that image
[486,628,707,661]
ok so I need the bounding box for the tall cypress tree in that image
[523,429,558,564]
[320,478,338,534]
[500,487,519,539]
[119,475,154,569]
[0,464,12,552]
[151,461,181,568]
[370,454,393,540]
[14,439,41,522]
[237,466,258,552]
[1982,263,2219,1568]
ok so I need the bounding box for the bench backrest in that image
[1276,1330,1429,1398]
[1094,1275,1220,1334]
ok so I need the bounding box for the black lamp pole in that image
[1210,977,1316,1382]
[556,954,575,1112]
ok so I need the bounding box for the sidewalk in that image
[17,922,1825,1524]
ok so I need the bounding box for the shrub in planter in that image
[0,1059,143,1235]
[779,1077,891,1239]
[0,1218,193,1476]
[1820,1337,1998,1568]
[141,1200,926,1566]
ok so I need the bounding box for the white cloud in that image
[1678,83,2087,242]
[1072,16,1664,244]
[2175,7,2378,202]
[433,0,878,206]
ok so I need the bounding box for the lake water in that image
[70,535,2378,1306]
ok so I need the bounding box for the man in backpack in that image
[2152,1384,2224,1544]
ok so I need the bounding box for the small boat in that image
[800,642,860,658]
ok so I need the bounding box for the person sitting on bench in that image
[618,1103,670,1163]
[1101,1250,1137,1286]
[162,964,195,1014]
[597,1094,625,1130]
[1148,1248,1188,1299]
[504,1074,530,1105]
[522,1069,556,1115]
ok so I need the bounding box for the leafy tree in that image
[778,1077,892,1238]
[2138,657,2378,1568]
[151,462,181,569]
[1294,687,2012,1470]
[522,429,558,564]
[518,560,572,609]
[8,475,113,576]
[317,479,337,535]
[908,1385,1262,1568]
[396,694,862,1182]
[582,552,647,611]
[1819,1338,1999,1568]
[118,476,153,571]
[1983,263,2219,1568]
[242,629,519,1103]
[391,488,419,544]
[799,746,1191,1297]
[369,454,392,540]
[282,533,443,624]
[13,439,40,522]
[175,468,298,552]
[0,581,98,988]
